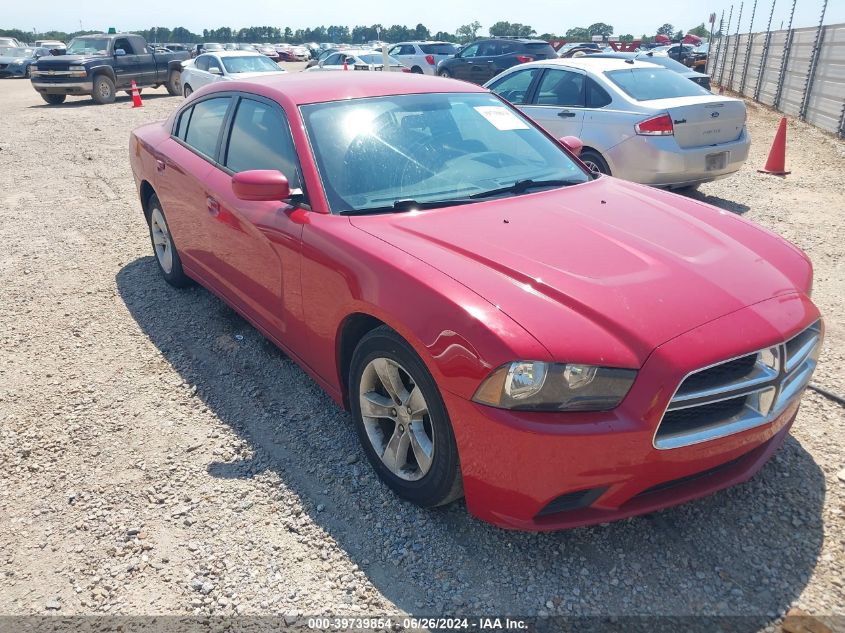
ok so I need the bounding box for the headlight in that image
[473,361,637,411]
[69,65,86,71]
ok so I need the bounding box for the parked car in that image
[436,38,556,84]
[650,44,696,64]
[686,43,710,70]
[557,42,601,56]
[486,57,748,188]
[30,32,189,104]
[33,40,66,53]
[0,37,24,48]
[0,46,52,78]
[387,41,459,75]
[558,46,601,58]
[180,51,286,96]
[305,50,407,72]
[129,72,821,531]
[255,44,280,62]
[164,43,188,52]
[191,43,223,58]
[306,48,338,69]
[584,51,711,90]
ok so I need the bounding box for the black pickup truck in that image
[30,33,190,105]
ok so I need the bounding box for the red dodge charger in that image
[129,72,822,531]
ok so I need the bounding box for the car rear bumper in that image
[32,79,93,94]
[444,293,820,531]
[606,127,750,188]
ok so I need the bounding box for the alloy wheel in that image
[358,357,434,481]
[150,207,174,274]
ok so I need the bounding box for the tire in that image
[438,69,452,78]
[41,93,66,105]
[675,183,701,193]
[92,74,116,104]
[24,65,31,78]
[349,326,463,508]
[146,194,192,288]
[183,84,193,98]
[165,70,181,96]
[580,149,611,176]
[411,66,423,74]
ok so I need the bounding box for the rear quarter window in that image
[605,67,711,101]
[420,43,457,55]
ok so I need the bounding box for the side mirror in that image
[345,56,356,64]
[232,170,291,201]
[209,66,222,75]
[114,48,126,57]
[559,135,583,157]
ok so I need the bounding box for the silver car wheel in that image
[358,357,434,481]
[150,207,174,274]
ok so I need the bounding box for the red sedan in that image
[129,72,822,531]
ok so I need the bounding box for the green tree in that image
[413,23,430,40]
[656,23,675,36]
[432,31,457,42]
[565,26,590,40]
[688,22,709,37]
[619,34,634,42]
[587,22,613,37]
[455,21,482,43]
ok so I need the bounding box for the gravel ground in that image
[0,70,844,630]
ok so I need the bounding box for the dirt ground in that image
[0,70,844,630]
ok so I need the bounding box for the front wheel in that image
[349,326,463,508]
[579,149,611,176]
[146,194,192,288]
[92,74,116,104]
[183,84,193,98]
[41,93,66,105]
[24,65,32,78]
[438,69,452,78]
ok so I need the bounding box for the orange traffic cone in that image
[130,80,143,108]
[758,116,790,176]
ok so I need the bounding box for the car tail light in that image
[425,54,435,65]
[515,55,533,63]
[635,113,674,136]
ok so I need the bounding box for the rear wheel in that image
[146,194,192,288]
[411,66,423,74]
[349,326,463,508]
[580,149,611,175]
[41,93,66,105]
[92,75,115,104]
[165,70,181,96]
[438,69,452,78]
[183,84,193,98]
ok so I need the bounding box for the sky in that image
[5,0,844,37]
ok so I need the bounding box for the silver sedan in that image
[485,58,750,189]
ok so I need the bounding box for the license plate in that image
[706,151,728,171]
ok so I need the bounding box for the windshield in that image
[221,55,281,73]
[301,92,590,214]
[67,38,111,55]
[1,47,33,57]
[420,43,458,55]
[204,43,223,51]
[605,67,711,100]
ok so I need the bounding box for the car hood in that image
[35,54,99,66]
[350,177,811,367]
[226,70,286,79]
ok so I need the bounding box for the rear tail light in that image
[515,55,533,63]
[425,54,435,65]
[635,113,674,136]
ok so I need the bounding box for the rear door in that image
[521,67,587,137]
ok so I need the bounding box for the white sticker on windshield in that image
[473,106,529,131]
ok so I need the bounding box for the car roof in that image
[218,71,487,106]
[522,57,661,72]
[203,50,267,58]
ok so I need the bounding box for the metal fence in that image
[710,21,845,137]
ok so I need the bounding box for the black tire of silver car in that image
[183,84,193,98]
[92,74,116,104]
[349,326,463,508]
[411,66,423,74]
[145,193,192,288]
[166,70,181,96]
[438,69,452,78]
[41,93,66,105]
[580,149,611,176]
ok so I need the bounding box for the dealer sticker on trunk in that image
[474,106,529,131]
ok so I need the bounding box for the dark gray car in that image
[582,51,711,91]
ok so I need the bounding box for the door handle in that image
[156,159,166,173]
[558,110,576,118]
[206,196,220,216]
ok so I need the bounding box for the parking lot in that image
[0,68,844,626]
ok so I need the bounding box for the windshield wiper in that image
[339,197,477,216]
[468,178,582,200]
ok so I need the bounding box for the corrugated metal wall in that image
[711,22,845,137]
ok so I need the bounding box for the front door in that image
[450,43,479,81]
[112,37,141,89]
[520,67,586,138]
[202,95,306,345]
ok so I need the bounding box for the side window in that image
[460,44,480,58]
[323,53,341,65]
[478,42,501,56]
[500,42,518,55]
[388,46,400,56]
[195,55,209,71]
[114,38,134,55]
[586,78,612,108]
[207,57,222,74]
[488,68,540,105]
[401,45,416,55]
[174,106,193,140]
[534,69,585,107]
[183,97,231,159]
[224,98,301,189]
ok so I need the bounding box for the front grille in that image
[654,320,822,449]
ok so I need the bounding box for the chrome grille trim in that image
[654,320,822,450]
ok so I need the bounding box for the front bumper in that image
[606,127,751,188]
[446,293,820,531]
[31,78,93,94]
